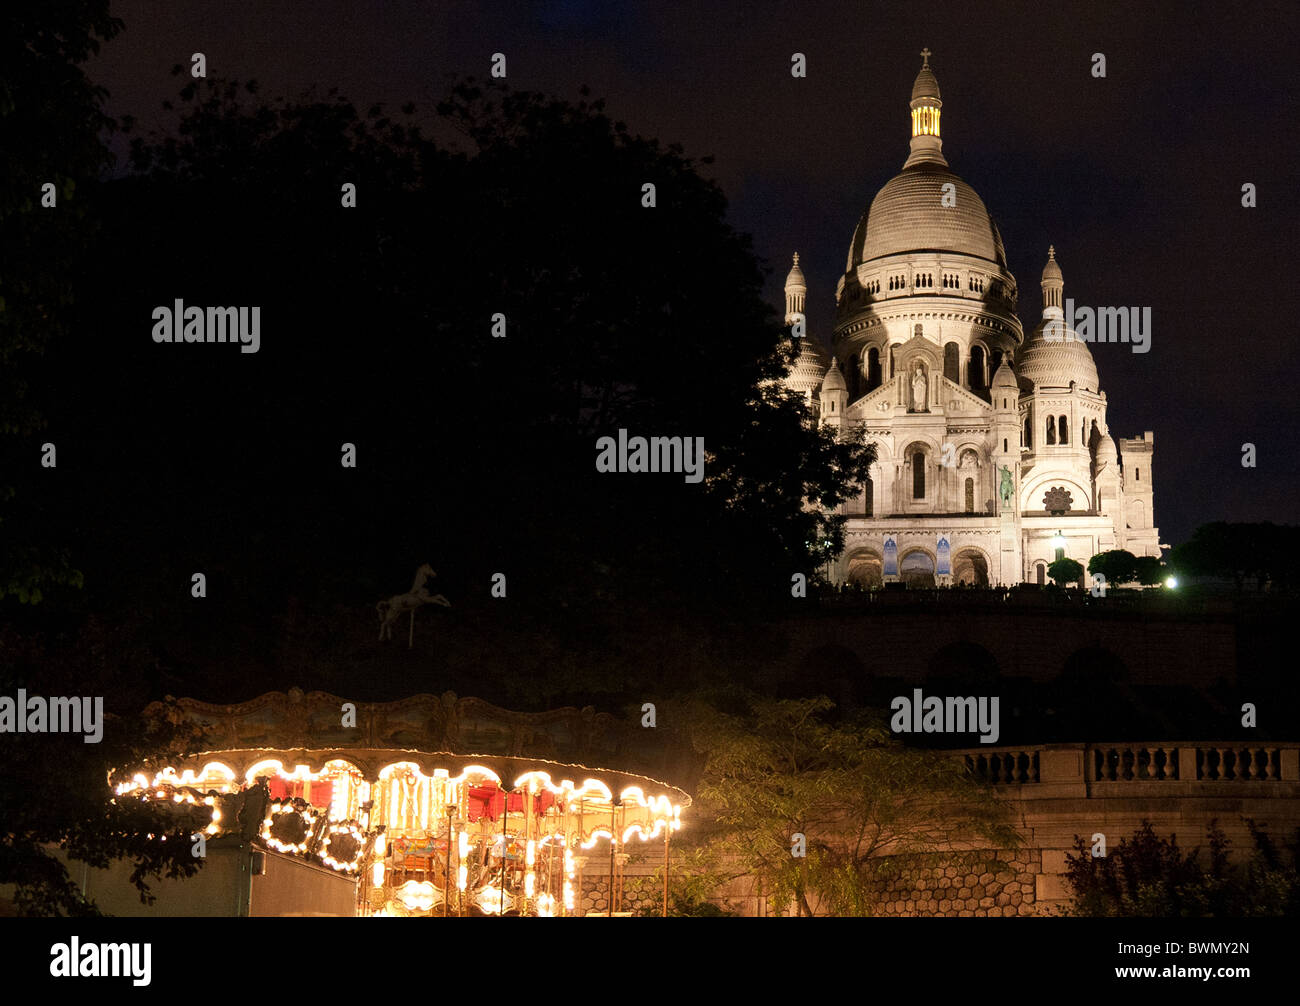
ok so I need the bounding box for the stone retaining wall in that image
[866,849,1042,916]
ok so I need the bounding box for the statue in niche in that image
[999,465,1014,508]
[910,362,929,412]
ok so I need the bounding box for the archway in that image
[952,548,990,586]
[943,342,960,383]
[845,550,883,589]
[865,347,882,390]
[899,549,935,588]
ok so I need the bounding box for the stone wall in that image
[866,849,1042,916]
[578,876,660,916]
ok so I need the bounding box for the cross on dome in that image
[920,47,931,67]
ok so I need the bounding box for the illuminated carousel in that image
[118,690,689,917]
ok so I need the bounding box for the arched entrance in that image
[952,548,990,586]
[845,550,884,589]
[900,549,936,588]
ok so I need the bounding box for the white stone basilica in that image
[784,51,1162,588]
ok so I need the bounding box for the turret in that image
[784,253,807,326]
[819,357,848,429]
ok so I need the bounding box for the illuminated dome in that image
[1017,247,1099,392]
[1018,323,1099,392]
[845,51,1008,271]
[788,337,828,396]
[911,62,940,101]
[848,166,1008,269]
[820,355,847,393]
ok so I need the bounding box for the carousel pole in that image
[663,824,671,918]
[500,786,509,916]
[617,802,627,914]
[445,802,454,918]
[607,798,618,918]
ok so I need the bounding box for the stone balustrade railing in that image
[963,749,1040,784]
[955,743,1299,794]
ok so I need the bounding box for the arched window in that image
[969,345,987,390]
[912,451,926,499]
[1130,499,1146,528]
[1082,420,1087,445]
[889,344,899,378]
[943,342,960,383]
[866,347,882,389]
[1058,415,1068,444]
[1046,418,1056,445]
[1036,563,1046,586]
[864,476,873,516]
[1003,438,1008,453]
[965,477,975,513]
[1024,416,1032,449]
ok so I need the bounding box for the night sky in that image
[85,0,1297,546]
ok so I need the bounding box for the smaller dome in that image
[785,252,806,290]
[821,356,847,394]
[1018,320,1100,392]
[786,338,828,397]
[992,356,1018,389]
[911,66,940,101]
[1097,433,1118,465]
[1042,245,1062,283]
[911,48,940,100]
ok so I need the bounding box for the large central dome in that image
[844,49,1009,274]
[848,164,1008,269]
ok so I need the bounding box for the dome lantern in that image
[904,48,946,169]
[784,252,807,325]
[1041,245,1064,315]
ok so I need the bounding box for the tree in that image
[664,692,1016,916]
[0,0,117,601]
[0,621,212,915]
[1169,522,1298,592]
[73,74,875,635]
[1047,557,1084,587]
[1087,549,1137,586]
[1063,819,1300,917]
[1133,555,1163,586]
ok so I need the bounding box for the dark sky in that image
[87,0,1299,545]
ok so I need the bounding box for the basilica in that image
[784,51,1162,588]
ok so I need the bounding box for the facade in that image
[785,52,1162,588]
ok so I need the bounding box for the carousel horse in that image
[377,563,451,643]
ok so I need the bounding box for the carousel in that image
[115,690,690,917]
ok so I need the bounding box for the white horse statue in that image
[378,563,451,646]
